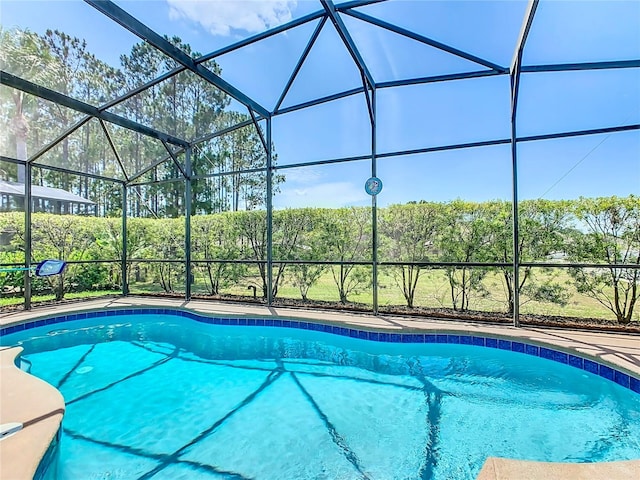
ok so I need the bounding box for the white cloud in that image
[282,166,323,184]
[167,0,297,36]
[275,181,370,209]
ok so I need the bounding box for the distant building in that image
[0,181,96,215]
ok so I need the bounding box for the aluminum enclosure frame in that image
[1,0,638,326]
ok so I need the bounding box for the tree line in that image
[1,195,638,323]
[0,27,277,217]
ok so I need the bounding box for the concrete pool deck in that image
[0,346,64,480]
[1,297,639,480]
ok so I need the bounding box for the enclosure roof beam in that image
[196,11,325,63]
[249,109,269,155]
[320,0,375,90]
[99,119,130,182]
[343,9,508,73]
[275,69,503,117]
[143,117,263,180]
[191,119,256,147]
[84,0,270,118]
[275,86,365,116]
[377,70,504,89]
[194,0,383,63]
[510,0,539,118]
[8,122,638,189]
[29,159,126,184]
[511,0,539,74]
[1,71,189,148]
[99,61,268,147]
[100,67,183,111]
[161,140,189,180]
[271,123,640,168]
[0,155,24,166]
[27,116,92,164]
[128,176,187,189]
[191,166,266,182]
[335,0,388,10]
[377,125,640,159]
[27,67,185,167]
[521,59,640,73]
[518,123,640,143]
[274,155,370,171]
[274,16,328,114]
[126,156,171,185]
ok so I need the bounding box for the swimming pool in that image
[3,310,640,480]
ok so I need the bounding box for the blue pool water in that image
[4,314,640,480]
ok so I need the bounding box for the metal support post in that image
[24,163,32,310]
[122,184,128,295]
[509,0,539,327]
[266,117,274,305]
[510,105,520,328]
[185,147,193,300]
[371,87,378,315]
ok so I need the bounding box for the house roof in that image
[0,181,96,205]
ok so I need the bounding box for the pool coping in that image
[476,457,640,480]
[1,297,639,479]
[0,346,64,480]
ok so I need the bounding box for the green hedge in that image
[1,196,638,323]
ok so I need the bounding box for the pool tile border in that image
[2,306,639,395]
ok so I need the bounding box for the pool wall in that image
[2,307,639,395]
[2,304,639,480]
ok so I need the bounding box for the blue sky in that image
[2,0,639,207]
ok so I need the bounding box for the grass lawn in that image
[0,289,122,308]
[205,265,635,323]
[4,265,637,324]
